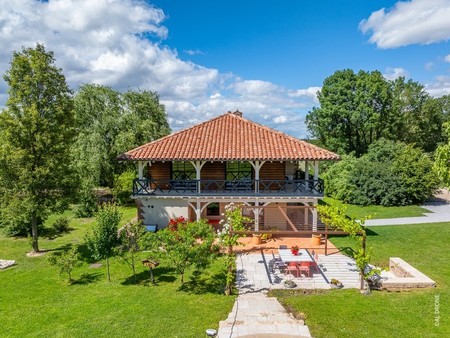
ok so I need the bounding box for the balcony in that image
[132,178,324,197]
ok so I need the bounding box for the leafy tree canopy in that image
[0,44,77,250]
[324,139,438,206]
[73,84,170,187]
[434,122,450,187]
[306,70,447,156]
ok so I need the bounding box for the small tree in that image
[143,219,216,284]
[118,219,145,281]
[318,204,377,292]
[217,203,249,295]
[85,203,122,282]
[47,245,82,283]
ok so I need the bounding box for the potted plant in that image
[330,278,343,288]
[291,245,299,255]
[312,233,322,245]
[284,280,297,288]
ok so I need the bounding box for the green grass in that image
[0,207,235,338]
[323,197,429,220]
[271,222,450,338]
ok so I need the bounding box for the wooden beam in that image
[277,206,298,232]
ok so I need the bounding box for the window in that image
[206,203,220,216]
[172,161,196,180]
[226,162,252,180]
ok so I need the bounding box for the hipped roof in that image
[119,112,340,161]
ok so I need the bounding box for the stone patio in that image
[236,250,360,291]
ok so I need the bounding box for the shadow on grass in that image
[41,227,75,240]
[178,269,226,294]
[71,272,103,285]
[365,228,379,237]
[121,266,177,286]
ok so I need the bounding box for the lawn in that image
[0,207,235,338]
[323,197,429,220]
[272,222,450,338]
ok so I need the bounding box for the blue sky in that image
[1,0,450,138]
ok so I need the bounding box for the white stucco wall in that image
[139,198,189,229]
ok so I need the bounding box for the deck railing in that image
[132,178,324,197]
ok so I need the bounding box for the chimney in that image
[232,109,243,117]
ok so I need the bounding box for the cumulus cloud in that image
[445,54,450,63]
[360,0,450,48]
[232,80,280,96]
[0,0,318,138]
[383,67,409,80]
[288,86,320,103]
[426,75,450,97]
[184,49,205,55]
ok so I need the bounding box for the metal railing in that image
[133,178,324,196]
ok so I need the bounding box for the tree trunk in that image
[360,232,367,290]
[31,212,39,252]
[106,257,111,282]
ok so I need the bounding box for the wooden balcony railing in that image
[132,178,324,197]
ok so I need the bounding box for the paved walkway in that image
[217,251,361,337]
[365,202,450,226]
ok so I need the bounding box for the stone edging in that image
[381,257,435,290]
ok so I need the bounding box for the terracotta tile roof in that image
[119,112,340,161]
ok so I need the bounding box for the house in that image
[118,111,340,232]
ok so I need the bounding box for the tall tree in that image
[306,69,392,156]
[73,84,170,187]
[0,44,76,251]
[390,78,444,152]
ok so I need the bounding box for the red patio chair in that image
[298,261,311,278]
[285,262,300,278]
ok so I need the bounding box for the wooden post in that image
[360,231,367,290]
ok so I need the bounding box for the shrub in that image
[51,217,70,233]
[324,139,438,206]
[74,184,98,218]
[112,170,135,205]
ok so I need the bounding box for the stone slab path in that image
[218,292,311,338]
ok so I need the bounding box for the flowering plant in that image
[168,216,187,231]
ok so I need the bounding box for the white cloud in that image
[383,67,409,80]
[445,54,450,63]
[425,62,435,71]
[0,0,318,139]
[232,80,280,96]
[184,49,205,56]
[273,115,288,124]
[360,0,450,48]
[426,75,450,97]
[288,86,320,102]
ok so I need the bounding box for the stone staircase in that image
[218,292,311,338]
